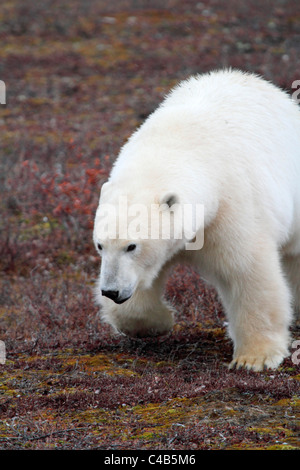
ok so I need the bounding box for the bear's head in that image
[93,181,204,304]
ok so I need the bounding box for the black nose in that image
[101,290,119,302]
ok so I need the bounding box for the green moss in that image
[131,396,201,439]
[19,216,59,241]
[73,353,139,377]
[274,396,300,407]
[266,444,298,450]
[248,426,292,437]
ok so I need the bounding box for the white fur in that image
[93,69,300,371]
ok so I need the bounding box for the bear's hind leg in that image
[220,242,292,371]
[282,253,300,318]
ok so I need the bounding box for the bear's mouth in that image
[114,296,131,304]
[101,289,133,304]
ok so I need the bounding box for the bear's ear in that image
[99,181,113,203]
[100,181,111,197]
[159,193,179,210]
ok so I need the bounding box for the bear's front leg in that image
[220,246,292,371]
[96,282,175,337]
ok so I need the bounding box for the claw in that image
[228,353,284,372]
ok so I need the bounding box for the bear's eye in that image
[97,243,102,251]
[126,244,136,252]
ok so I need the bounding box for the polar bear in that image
[93,69,300,371]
